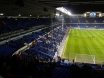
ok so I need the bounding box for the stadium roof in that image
[0,0,104,16]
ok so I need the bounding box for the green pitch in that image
[62,29,104,64]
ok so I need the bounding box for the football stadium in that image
[61,29,104,64]
[0,0,104,78]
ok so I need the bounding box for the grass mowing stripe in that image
[93,30,104,47]
[67,29,76,60]
[87,47,95,64]
[85,30,103,63]
[74,29,80,54]
[84,30,101,63]
[97,30,104,38]
[73,29,80,61]
[80,30,95,63]
[86,30,104,63]
[89,30,104,51]
[80,30,90,55]
[62,29,71,59]
[89,30,104,63]
[63,29,104,64]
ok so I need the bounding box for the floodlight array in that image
[56,7,71,15]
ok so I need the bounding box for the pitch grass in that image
[62,29,104,64]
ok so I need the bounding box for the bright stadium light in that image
[56,7,71,15]
[84,14,86,17]
[0,13,3,15]
[99,13,101,17]
[18,14,21,16]
[30,15,32,16]
[55,13,60,16]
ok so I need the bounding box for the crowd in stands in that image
[0,17,104,35]
[0,54,104,78]
[70,63,104,78]
[0,17,104,78]
[65,17,104,23]
[16,25,68,62]
[0,18,53,34]
[0,25,68,58]
[68,24,104,29]
[65,17,104,29]
[0,23,70,78]
[0,54,54,78]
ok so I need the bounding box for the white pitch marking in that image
[87,47,95,64]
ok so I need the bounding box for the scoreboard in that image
[84,12,102,17]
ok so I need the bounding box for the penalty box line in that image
[75,53,95,64]
[87,47,95,64]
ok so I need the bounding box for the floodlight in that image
[99,13,101,17]
[55,13,60,16]
[19,14,21,16]
[84,14,86,17]
[0,13,3,15]
[56,7,71,16]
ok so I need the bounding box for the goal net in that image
[75,54,95,64]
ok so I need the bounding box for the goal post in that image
[75,54,95,64]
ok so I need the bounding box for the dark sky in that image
[66,4,104,14]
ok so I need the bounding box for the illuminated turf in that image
[62,29,104,64]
